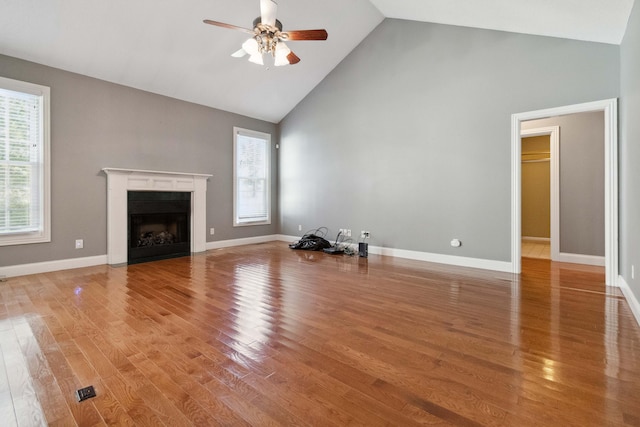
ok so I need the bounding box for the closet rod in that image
[522,158,550,163]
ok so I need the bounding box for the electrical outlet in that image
[210,228,215,235]
[633,265,635,280]
[361,231,370,239]
[298,224,302,231]
[75,239,83,249]
[347,229,352,237]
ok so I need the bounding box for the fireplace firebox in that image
[127,191,191,264]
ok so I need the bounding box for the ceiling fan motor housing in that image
[252,17,285,56]
[253,17,283,31]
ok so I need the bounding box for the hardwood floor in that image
[1,242,640,426]
[521,240,550,259]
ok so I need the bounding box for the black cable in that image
[289,226,329,249]
[314,227,328,238]
[291,226,327,245]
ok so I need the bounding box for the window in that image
[0,76,50,246]
[233,127,271,226]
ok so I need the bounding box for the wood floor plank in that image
[1,243,640,425]
[100,372,167,426]
[0,327,48,426]
[0,342,18,427]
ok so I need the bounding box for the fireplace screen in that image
[127,191,191,264]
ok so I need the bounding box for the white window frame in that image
[233,127,271,227]
[0,76,51,246]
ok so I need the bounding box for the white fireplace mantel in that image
[103,168,212,265]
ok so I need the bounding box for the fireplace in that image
[128,191,191,264]
[103,168,212,266]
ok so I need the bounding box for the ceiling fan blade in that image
[231,48,248,58]
[203,20,255,35]
[281,29,328,41]
[260,0,277,27]
[287,51,301,65]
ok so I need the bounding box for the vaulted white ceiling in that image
[0,0,635,123]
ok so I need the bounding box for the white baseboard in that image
[0,235,285,279]
[618,275,640,327]
[206,234,281,250]
[0,255,108,279]
[368,245,512,272]
[0,235,513,279]
[0,235,281,279]
[556,252,605,266]
[278,234,305,244]
[276,235,512,273]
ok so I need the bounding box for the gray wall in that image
[0,54,278,267]
[621,2,640,301]
[279,19,619,262]
[522,112,605,256]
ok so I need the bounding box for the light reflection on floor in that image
[0,317,46,426]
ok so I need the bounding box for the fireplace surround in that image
[103,168,212,265]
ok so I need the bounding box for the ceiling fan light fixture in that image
[248,53,264,65]
[242,38,260,55]
[274,42,291,66]
[231,48,247,58]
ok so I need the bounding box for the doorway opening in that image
[521,127,557,261]
[511,99,618,286]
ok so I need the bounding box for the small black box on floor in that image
[76,385,96,402]
[358,242,368,258]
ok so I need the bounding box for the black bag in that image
[289,233,332,251]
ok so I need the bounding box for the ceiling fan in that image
[203,0,328,66]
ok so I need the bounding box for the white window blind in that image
[0,76,50,245]
[233,127,271,226]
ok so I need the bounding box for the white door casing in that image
[511,99,618,286]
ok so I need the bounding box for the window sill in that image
[233,220,272,227]
[0,231,51,247]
